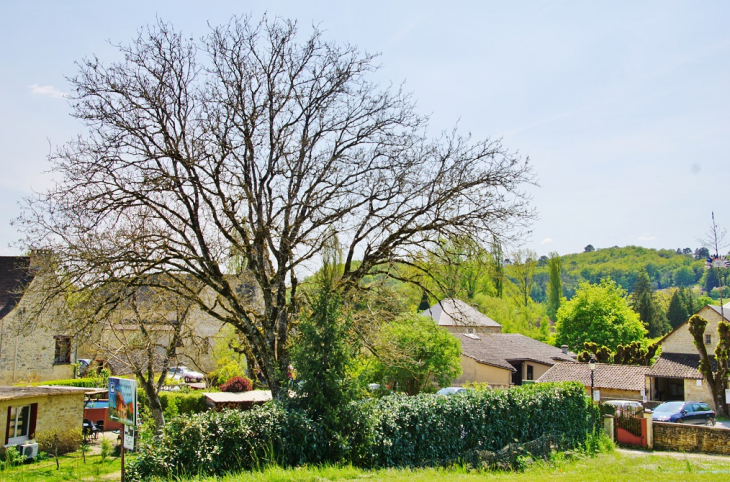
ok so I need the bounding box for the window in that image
[705,334,712,345]
[54,336,72,364]
[5,404,37,445]
[526,364,534,381]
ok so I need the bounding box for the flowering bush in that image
[219,376,253,393]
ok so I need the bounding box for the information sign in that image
[109,377,137,426]
[123,424,135,451]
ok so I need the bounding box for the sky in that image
[1,1,728,258]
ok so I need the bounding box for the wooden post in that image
[121,441,125,482]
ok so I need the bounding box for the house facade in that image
[452,332,574,388]
[646,304,729,406]
[0,257,76,384]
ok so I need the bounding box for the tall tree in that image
[16,17,534,398]
[630,268,670,338]
[546,251,562,320]
[490,242,505,299]
[507,249,537,308]
[666,289,690,330]
[688,314,730,417]
[556,279,647,352]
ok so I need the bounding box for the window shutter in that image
[29,403,38,439]
[4,406,10,445]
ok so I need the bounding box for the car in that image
[652,401,716,426]
[167,366,205,383]
[436,387,470,396]
[604,399,643,416]
[77,359,93,377]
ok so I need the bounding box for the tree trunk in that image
[141,378,165,431]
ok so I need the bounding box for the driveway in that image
[716,419,730,430]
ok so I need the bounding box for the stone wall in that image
[661,306,724,354]
[683,377,715,406]
[654,422,730,455]
[0,274,76,384]
[0,392,85,444]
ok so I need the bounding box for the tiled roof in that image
[454,333,574,372]
[0,386,92,401]
[536,362,649,392]
[646,353,716,380]
[0,256,35,319]
[422,299,501,328]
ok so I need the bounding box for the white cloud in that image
[637,235,657,241]
[540,237,553,245]
[29,84,67,99]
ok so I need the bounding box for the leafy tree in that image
[17,16,534,398]
[507,249,537,308]
[473,293,550,341]
[683,248,693,256]
[703,267,720,294]
[546,252,563,320]
[666,289,690,330]
[688,314,730,416]
[556,279,647,352]
[584,244,595,253]
[491,242,505,298]
[673,265,696,287]
[370,314,462,395]
[630,269,670,337]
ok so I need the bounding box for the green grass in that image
[150,452,730,482]
[1,451,123,481]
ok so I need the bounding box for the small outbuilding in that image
[536,362,650,402]
[1,386,89,446]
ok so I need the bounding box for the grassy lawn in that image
[153,451,730,482]
[1,451,123,482]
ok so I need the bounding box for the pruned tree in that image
[15,16,534,398]
[688,314,730,416]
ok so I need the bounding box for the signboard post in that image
[109,377,137,482]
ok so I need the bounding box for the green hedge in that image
[128,382,594,480]
[136,390,208,416]
[28,377,100,388]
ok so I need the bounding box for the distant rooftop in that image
[421,299,501,328]
[537,362,649,392]
[454,333,574,371]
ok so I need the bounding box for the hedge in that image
[128,382,595,480]
[28,377,99,388]
[137,390,208,416]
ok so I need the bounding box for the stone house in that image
[422,299,502,335]
[452,332,574,388]
[0,256,76,384]
[536,362,650,401]
[646,303,730,407]
[1,386,88,447]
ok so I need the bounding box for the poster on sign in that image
[123,424,135,451]
[109,377,137,426]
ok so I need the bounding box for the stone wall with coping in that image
[654,422,730,455]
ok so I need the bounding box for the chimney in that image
[561,345,568,355]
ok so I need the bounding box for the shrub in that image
[36,428,82,456]
[219,376,253,393]
[128,382,593,480]
[29,377,98,388]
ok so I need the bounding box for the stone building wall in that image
[654,422,730,455]
[683,378,715,406]
[661,306,724,354]
[0,392,85,444]
[0,276,75,384]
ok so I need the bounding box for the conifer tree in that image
[546,252,562,320]
[666,289,690,330]
[630,268,670,337]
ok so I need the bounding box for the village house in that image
[536,362,650,402]
[452,332,575,388]
[646,303,730,407]
[0,256,76,384]
[422,298,502,335]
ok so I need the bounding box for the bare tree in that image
[507,249,537,308]
[16,16,534,398]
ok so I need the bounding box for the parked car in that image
[77,358,93,377]
[436,387,470,396]
[652,401,716,426]
[167,366,205,383]
[604,399,643,416]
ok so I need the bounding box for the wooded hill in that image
[529,246,714,302]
